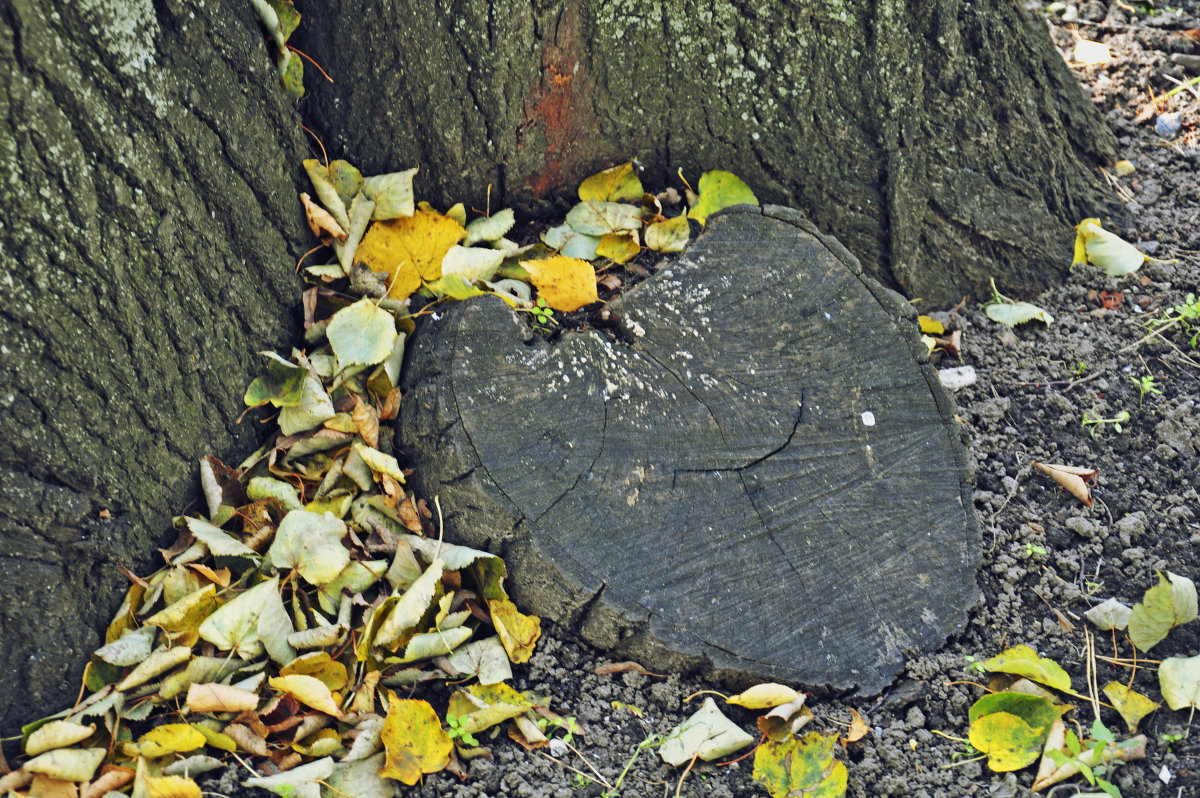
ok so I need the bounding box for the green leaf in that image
[363,167,419,220]
[279,48,304,99]
[463,208,516,246]
[1159,653,1200,710]
[578,162,643,203]
[752,732,848,798]
[268,510,350,586]
[542,222,600,260]
[659,697,755,766]
[316,560,387,615]
[326,159,364,209]
[246,475,303,511]
[565,200,643,236]
[983,645,1071,692]
[986,301,1054,326]
[968,692,1066,772]
[352,440,406,483]
[244,352,307,409]
[1128,571,1197,651]
[686,170,758,224]
[445,683,533,735]
[327,298,399,369]
[425,273,486,301]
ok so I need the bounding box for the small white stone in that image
[938,365,977,391]
[1159,765,1171,784]
[861,411,876,427]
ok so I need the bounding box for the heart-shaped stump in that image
[400,205,980,692]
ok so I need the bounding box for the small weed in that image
[572,773,592,789]
[963,655,987,675]
[1131,374,1162,407]
[446,714,479,747]
[1045,719,1132,798]
[538,714,581,745]
[1082,409,1130,437]
[950,741,981,761]
[1025,543,1047,557]
[528,296,557,332]
[1160,731,1183,752]
[1084,580,1103,595]
[1147,292,1200,349]
[1071,361,1089,375]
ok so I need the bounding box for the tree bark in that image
[295,0,1117,305]
[0,0,308,733]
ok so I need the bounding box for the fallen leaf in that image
[21,748,107,783]
[487,598,541,664]
[686,170,758,224]
[659,697,755,766]
[595,231,640,264]
[1033,718,1147,791]
[986,301,1054,326]
[269,675,344,717]
[842,709,869,745]
[565,200,643,236]
[439,245,505,283]
[82,767,135,798]
[593,661,665,677]
[93,626,157,668]
[244,352,307,409]
[27,774,77,798]
[300,192,347,244]
[643,214,690,252]
[968,692,1066,772]
[1033,461,1096,506]
[758,697,813,742]
[379,695,452,785]
[115,645,193,691]
[326,298,398,369]
[445,683,532,735]
[542,222,600,260]
[25,721,95,756]
[375,558,444,649]
[752,731,847,798]
[355,210,465,301]
[725,683,801,710]
[522,255,599,312]
[578,162,643,203]
[1129,571,1198,651]
[982,645,1071,692]
[303,159,350,230]
[268,510,350,586]
[1102,682,1159,733]
[1073,39,1111,65]
[1099,290,1123,309]
[463,208,516,246]
[362,167,419,220]
[917,315,945,335]
[186,683,260,713]
[1085,597,1131,631]
[197,577,283,660]
[1160,653,1200,710]
[128,724,205,759]
[243,756,334,798]
[1074,218,1145,275]
[353,441,407,483]
[325,753,390,798]
[144,774,202,798]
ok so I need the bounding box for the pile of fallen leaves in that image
[0,158,767,798]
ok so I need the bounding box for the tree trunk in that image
[0,0,309,733]
[294,0,1116,305]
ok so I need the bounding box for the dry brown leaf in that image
[301,193,348,244]
[351,395,380,449]
[185,563,231,588]
[222,723,270,756]
[841,709,869,745]
[29,774,78,798]
[1033,461,1097,506]
[397,496,424,533]
[594,661,665,677]
[82,767,134,798]
[379,387,403,421]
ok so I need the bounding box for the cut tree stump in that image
[401,205,980,692]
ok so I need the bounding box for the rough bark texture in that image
[295,0,1117,305]
[401,206,981,693]
[0,0,308,732]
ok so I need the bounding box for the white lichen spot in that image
[79,0,159,76]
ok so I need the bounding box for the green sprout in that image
[528,296,557,332]
[1071,361,1089,375]
[1082,409,1130,437]
[1161,731,1183,751]
[1085,580,1103,595]
[445,714,479,747]
[1025,543,1047,557]
[963,655,987,675]
[1145,292,1200,349]
[1131,374,1162,407]
[536,714,580,745]
[1045,719,1134,798]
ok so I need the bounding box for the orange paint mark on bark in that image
[518,3,606,196]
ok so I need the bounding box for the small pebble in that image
[1155,112,1182,139]
[939,365,977,391]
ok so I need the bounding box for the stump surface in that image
[401,206,980,692]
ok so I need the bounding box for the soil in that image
[199,3,1199,796]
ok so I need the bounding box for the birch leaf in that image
[197,578,282,659]
[660,697,754,766]
[463,208,516,246]
[269,674,343,717]
[375,558,444,648]
[487,598,541,664]
[22,748,107,782]
[186,683,260,713]
[441,636,514,685]
[752,732,847,798]
[244,352,306,409]
[578,162,643,203]
[566,200,643,236]
[327,298,398,369]
[522,255,598,312]
[1160,653,1200,710]
[643,214,690,252]
[596,231,640,264]
[1033,461,1096,506]
[1102,682,1159,733]
[1129,571,1198,651]
[1076,218,1146,275]
[268,510,349,586]
[439,245,505,283]
[686,170,758,224]
[982,645,1072,692]
[1085,597,1131,631]
[542,222,600,260]
[24,721,95,756]
[243,757,334,798]
[355,210,465,301]
[326,753,390,798]
[115,645,193,691]
[303,159,350,230]
[94,626,157,667]
[379,696,452,785]
[363,167,419,220]
[726,683,801,710]
[986,301,1054,326]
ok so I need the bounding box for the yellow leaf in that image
[355,210,465,301]
[1076,218,1145,275]
[379,694,452,785]
[27,774,78,798]
[145,585,218,638]
[145,775,203,798]
[842,708,869,744]
[280,651,349,691]
[752,732,847,798]
[132,724,206,759]
[917,315,944,335]
[643,214,690,252]
[522,256,598,312]
[269,674,344,717]
[488,598,541,664]
[1102,682,1159,733]
[192,723,237,753]
[292,727,344,757]
[578,162,643,203]
[596,231,640,264]
[726,683,801,710]
[186,683,260,713]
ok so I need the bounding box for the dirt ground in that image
[369,4,1200,797]
[180,4,1200,798]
